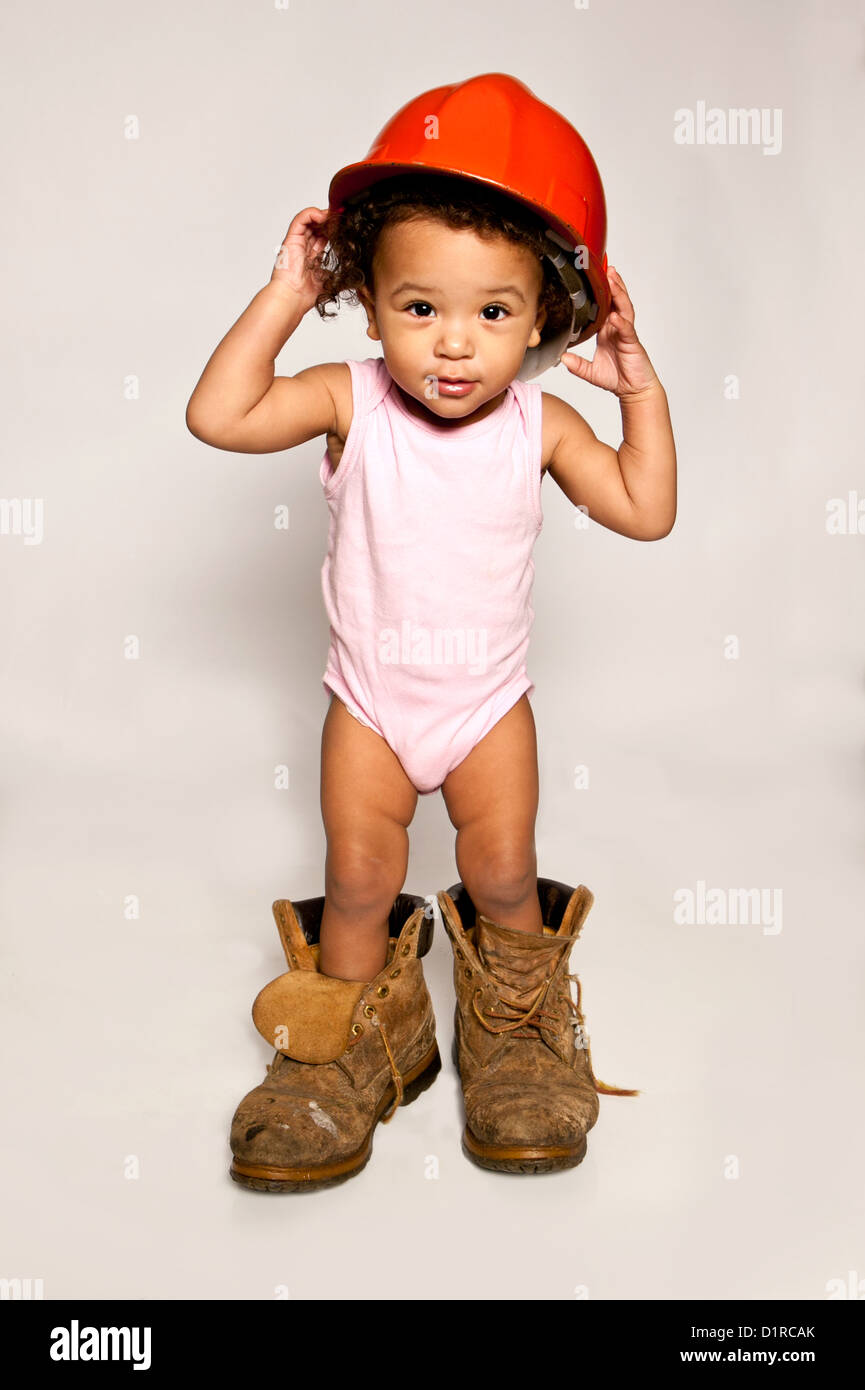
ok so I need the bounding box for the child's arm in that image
[185,208,348,454]
[543,266,677,542]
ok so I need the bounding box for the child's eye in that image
[404,301,510,321]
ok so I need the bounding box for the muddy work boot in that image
[437,877,638,1174]
[229,892,440,1192]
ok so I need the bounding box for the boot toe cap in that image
[467,1082,599,1148]
[230,1090,365,1168]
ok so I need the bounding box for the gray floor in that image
[3,540,863,1298]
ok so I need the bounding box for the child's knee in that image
[454,826,537,908]
[325,822,409,910]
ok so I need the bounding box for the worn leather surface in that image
[437,880,605,1149]
[252,972,368,1063]
[272,894,435,958]
[230,898,437,1171]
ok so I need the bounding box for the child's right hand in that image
[270,206,331,312]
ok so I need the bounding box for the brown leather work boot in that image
[437,877,638,1174]
[229,892,440,1192]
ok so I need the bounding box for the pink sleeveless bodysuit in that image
[319,356,544,795]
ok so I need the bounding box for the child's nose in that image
[435,319,474,356]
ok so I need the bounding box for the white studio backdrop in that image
[1,0,863,1299]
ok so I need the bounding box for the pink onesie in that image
[319,356,544,795]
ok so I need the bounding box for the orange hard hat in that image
[327,72,611,380]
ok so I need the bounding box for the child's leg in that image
[319,694,419,981]
[440,694,543,934]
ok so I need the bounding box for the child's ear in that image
[358,286,381,342]
[527,302,547,349]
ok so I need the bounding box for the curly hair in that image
[308,171,578,346]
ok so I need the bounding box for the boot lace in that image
[264,1000,408,1117]
[344,1008,405,1124]
[471,971,639,1097]
[264,1011,406,1122]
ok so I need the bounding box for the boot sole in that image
[229,1040,441,1193]
[451,1035,589,1174]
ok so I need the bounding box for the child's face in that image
[358,215,547,425]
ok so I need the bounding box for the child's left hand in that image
[559,267,659,399]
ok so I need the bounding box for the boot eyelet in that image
[408,924,416,934]
[456,950,464,961]
[363,1005,376,1018]
[402,944,411,955]
[376,984,389,998]
[351,1023,363,1035]
[464,967,473,978]
[390,968,401,978]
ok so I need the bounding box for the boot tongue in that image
[474,914,569,1003]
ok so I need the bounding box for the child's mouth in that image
[436,378,476,397]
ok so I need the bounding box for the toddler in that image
[186,74,676,1189]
